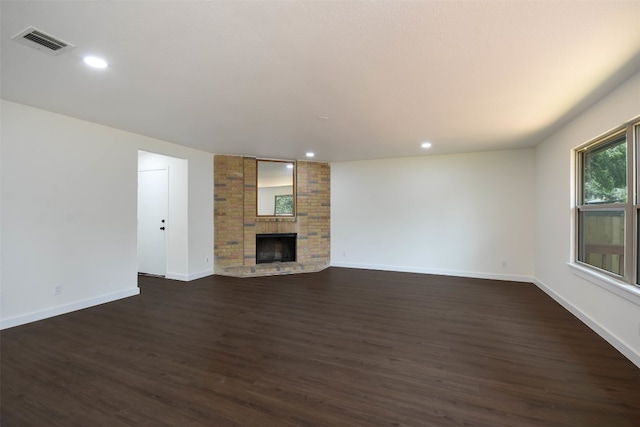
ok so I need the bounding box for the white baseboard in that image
[533,277,640,369]
[0,287,140,330]
[330,261,533,283]
[165,272,188,281]
[165,269,214,281]
[187,269,214,281]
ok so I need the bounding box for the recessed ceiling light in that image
[83,56,108,69]
[421,142,432,149]
[306,152,315,158]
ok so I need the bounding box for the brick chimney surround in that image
[214,155,330,277]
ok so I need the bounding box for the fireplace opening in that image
[256,233,297,264]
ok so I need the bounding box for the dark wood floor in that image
[2,268,639,426]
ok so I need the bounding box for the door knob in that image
[160,227,165,230]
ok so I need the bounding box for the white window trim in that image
[568,262,640,307]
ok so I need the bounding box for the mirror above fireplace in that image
[257,159,295,217]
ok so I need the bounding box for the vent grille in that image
[11,27,75,55]
[24,30,67,51]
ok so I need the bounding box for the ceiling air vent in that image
[11,27,75,56]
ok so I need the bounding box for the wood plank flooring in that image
[2,268,639,426]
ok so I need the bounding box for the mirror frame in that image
[256,159,296,218]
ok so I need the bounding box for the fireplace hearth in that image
[256,233,297,264]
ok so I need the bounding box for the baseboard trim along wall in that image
[533,278,640,369]
[188,269,215,281]
[330,261,534,283]
[0,288,140,330]
[165,269,214,281]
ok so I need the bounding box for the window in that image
[575,119,639,284]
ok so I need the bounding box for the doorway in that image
[137,150,189,279]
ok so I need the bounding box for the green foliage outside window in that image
[275,195,293,215]
[583,137,627,204]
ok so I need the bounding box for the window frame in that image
[574,118,640,286]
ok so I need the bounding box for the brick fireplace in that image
[214,155,330,277]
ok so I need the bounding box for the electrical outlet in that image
[53,284,62,296]
[501,261,507,267]
[206,257,210,263]
[343,251,347,257]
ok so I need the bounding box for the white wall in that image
[534,70,640,367]
[331,149,535,281]
[0,100,213,329]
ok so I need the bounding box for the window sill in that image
[567,262,640,307]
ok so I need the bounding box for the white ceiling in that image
[2,1,639,162]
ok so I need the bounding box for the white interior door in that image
[138,169,168,276]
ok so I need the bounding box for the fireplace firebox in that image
[256,233,297,264]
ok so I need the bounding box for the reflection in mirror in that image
[257,160,295,216]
